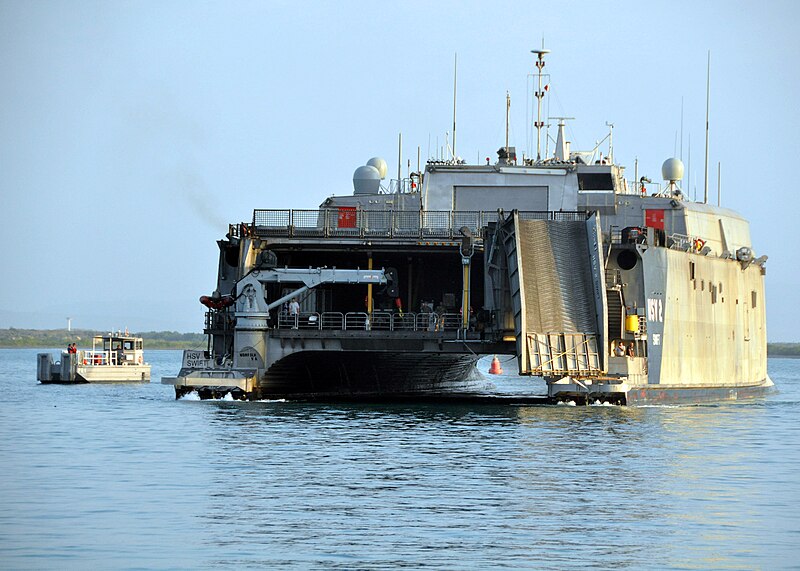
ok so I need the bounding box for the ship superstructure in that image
[163,52,771,404]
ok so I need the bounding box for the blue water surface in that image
[1,348,798,569]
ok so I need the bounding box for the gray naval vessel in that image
[163,51,772,405]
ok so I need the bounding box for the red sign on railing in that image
[338,207,357,228]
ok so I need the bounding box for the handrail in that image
[273,311,466,333]
[250,209,587,239]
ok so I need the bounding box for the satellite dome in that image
[353,165,381,195]
[661,158,685,182]
[366,157,388,179]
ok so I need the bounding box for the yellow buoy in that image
[625,314,640,333]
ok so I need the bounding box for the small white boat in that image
[38,332,151,383]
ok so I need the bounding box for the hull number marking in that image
[647,298,663,322]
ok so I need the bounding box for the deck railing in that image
[249,209,586,239]
[261,311,467,332]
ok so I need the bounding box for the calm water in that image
[1,349,798,569]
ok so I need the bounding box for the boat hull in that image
[75,365,151,383]
[547,375,775,405]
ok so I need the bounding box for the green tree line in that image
[0,328,205,349]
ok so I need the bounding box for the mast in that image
[505,91,510,151]
[531,47,550,161]
[704,50,711,204]
[680,96,684,161]
[397,132,402,190]
[452,53,457,160]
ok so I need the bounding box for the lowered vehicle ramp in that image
[503,212,607,378]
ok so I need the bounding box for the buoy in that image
[488,355,503,375]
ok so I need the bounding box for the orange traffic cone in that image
[488,355,503,375]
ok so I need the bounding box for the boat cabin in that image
[84,333,145,366]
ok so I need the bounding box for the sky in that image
[1,0,799,340]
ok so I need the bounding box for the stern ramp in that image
[503,213,607,377]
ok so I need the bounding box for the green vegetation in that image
[0,328,205,350]
[767,343,800,357]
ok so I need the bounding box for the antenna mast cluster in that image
[531,47,550,161]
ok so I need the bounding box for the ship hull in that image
[260,351,488,398]
[171,351,491,400]
[624,377,775,405]
[546,375,775,405]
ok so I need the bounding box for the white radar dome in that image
[661,158,685,182]
[366,157,388,179]
[353,165,381,195]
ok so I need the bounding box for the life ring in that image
[694,238,706,251]
[138,355,143,365]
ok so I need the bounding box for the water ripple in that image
[0,350,798,569]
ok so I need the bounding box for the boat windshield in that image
[102,338,138,351]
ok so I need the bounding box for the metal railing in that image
[270,311,464,332]
[605,268,622,288]
[250,209,586,239]
[624,180,663,196]
[668,233,708,253]
[79,350,127,366]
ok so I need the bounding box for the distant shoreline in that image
[1,327,798,356]
[0,328,204,350]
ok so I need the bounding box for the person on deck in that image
[289,299,300,329]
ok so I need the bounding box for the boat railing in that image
[344,312,369,330]
[605,268,622,288]
[250,209,587,239]
[668,233,709,252]
[624,180,663,196]
[273,311,465,333]
[80,350,127,366]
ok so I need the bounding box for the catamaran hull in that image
[547,375,775,405]
[169,351,490,400]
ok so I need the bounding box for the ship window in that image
[701,280,705,291]
[711,284,717,304]
[123,340,134,350]
[577,172,614,190]
[617,250,637,270]
[136,340,143,350]
[689,261,695,280]
[752,291,757,308]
